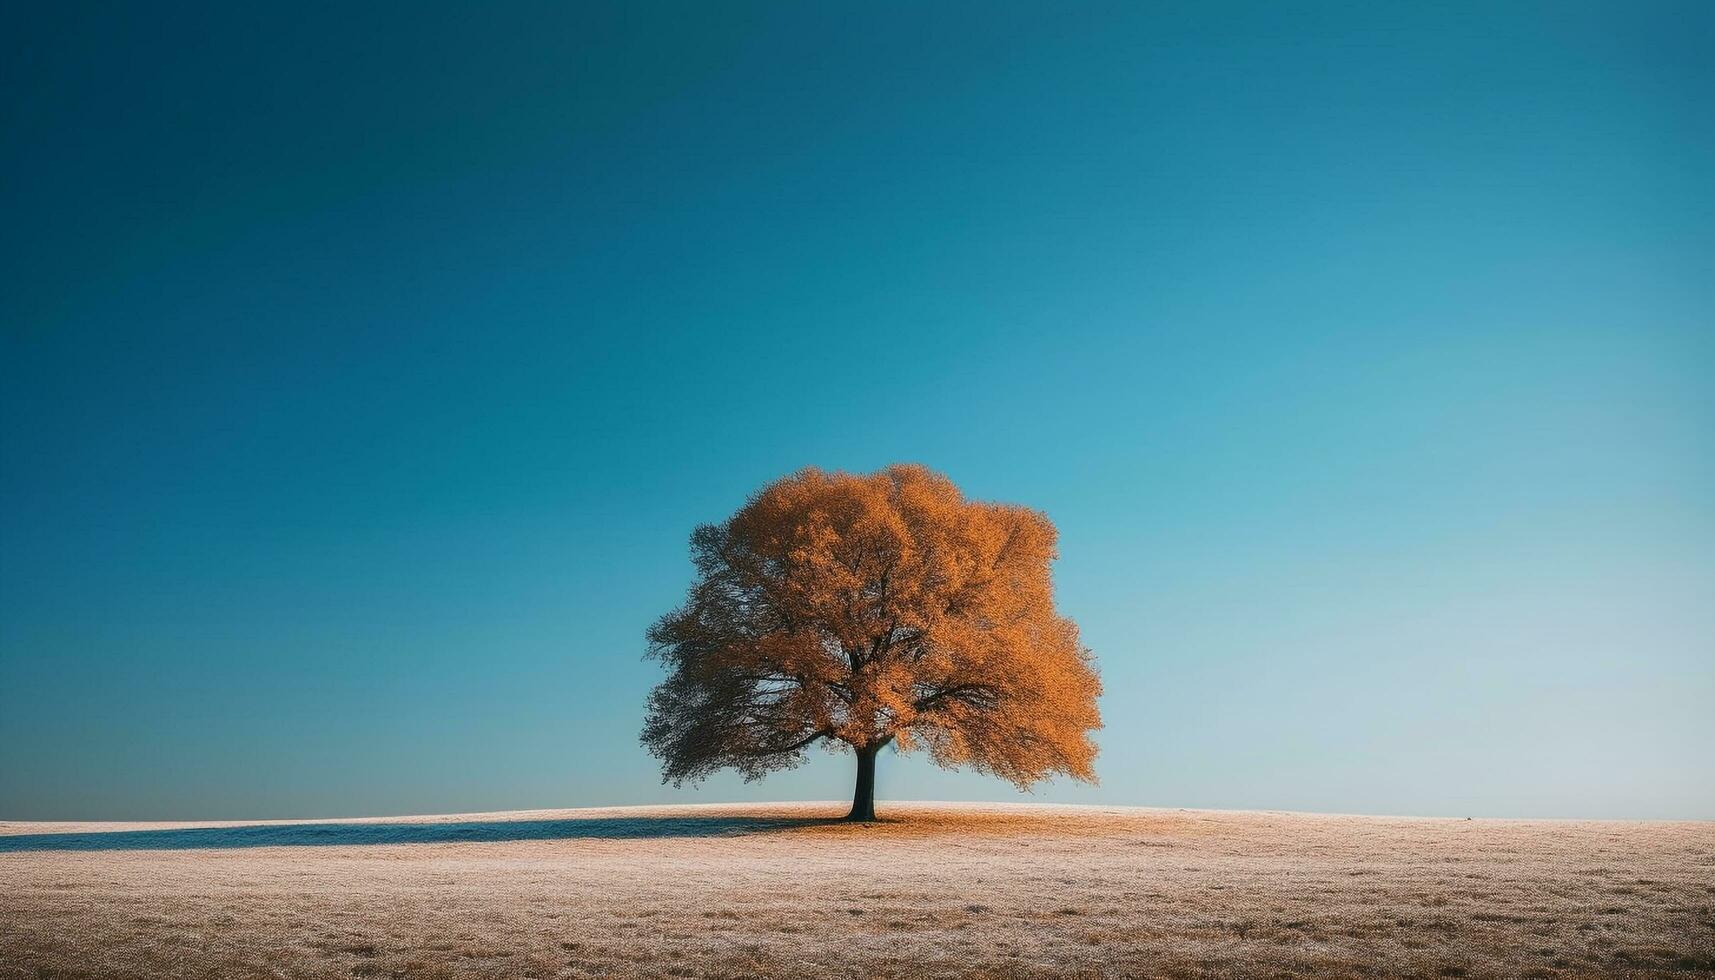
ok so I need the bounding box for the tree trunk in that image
[846,744,879,821]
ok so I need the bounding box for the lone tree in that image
[642,464,1100,821]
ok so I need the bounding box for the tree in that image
[641,464,1100,821]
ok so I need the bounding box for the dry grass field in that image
[2,802,1711,979]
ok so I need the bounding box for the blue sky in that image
[2,2,1710,820]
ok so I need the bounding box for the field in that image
[2,802,1711,979]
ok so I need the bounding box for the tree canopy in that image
[642,464,1100,819]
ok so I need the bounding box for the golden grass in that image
[2,802,1711,978]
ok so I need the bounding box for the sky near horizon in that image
[3,2,1711,821]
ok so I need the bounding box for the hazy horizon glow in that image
[2,2,1711,820]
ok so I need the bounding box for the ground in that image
[1,802,1711,979]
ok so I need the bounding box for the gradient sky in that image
[2,2,1711,821]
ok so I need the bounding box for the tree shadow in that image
[0,813,847,852]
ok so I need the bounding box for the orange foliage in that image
[643,465,1100,800]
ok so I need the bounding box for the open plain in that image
[2,802,1711,979]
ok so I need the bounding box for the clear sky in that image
[2,2,1710,821]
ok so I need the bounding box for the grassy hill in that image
[3,802,1711,978]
